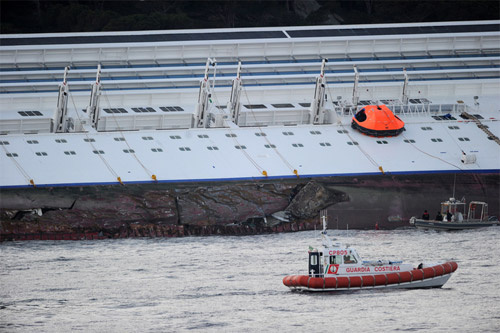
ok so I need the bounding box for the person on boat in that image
[446,211,453,222]
[422,210,430,220]
[436,211,443,221]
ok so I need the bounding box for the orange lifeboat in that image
[351,104,405,137]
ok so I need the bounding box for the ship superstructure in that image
[0,21,499,226]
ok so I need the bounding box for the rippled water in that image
[1,228,500,332]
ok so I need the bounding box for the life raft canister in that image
[351,105,405,137]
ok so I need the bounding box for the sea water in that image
[1,228,499,332]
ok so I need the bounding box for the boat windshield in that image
[343,254,357,264]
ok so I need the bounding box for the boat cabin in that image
[308,245,362,277]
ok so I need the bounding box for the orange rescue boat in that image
[351,104,405,137]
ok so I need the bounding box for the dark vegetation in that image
[1,0,498,34]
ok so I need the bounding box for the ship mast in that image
[195,58,216,128]
[402,68,409,105]
[87,65,102,129]
[352,65,360,107]
[310,59,328,124]
[55,66,70,133]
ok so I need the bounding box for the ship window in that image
[310,254,318,266]
[84,138,95,142]
[255,132,267,137]
[198,134,209,138]
[225,133,237,138]
[35,152,48,156]
[404,139,416,143]
[132,107,156,113]
[6,153,18,157]
[376,140,388,144]
[0,141,9,145]
[142,136,154,140]
[448,126,460,130]
[18,111,43,117]
[343,254,357,264]
[93,150,105,154]
[421,127,433,131]
[151,148,163,152]
[299,103,311,107]
[179,147,191,151]
[319,142,331,147]
[55,139,67,143]
[27,140,39,144]
[123,149,135,153]
[114,137,125,141]
[347,141,359,145]
[272,103,294,108]
[292,143,304,147]
[103,108,128,114]
[244,104,267,109]
[310,131,322,135]
[264,144,276,148]
[431,138,443,142]
[337,130,348,134]
[235,145,247,150]
[170,135,182,140]
[282,131,294,136]
[458,137,470,141]
[160,106,184,112]
[207,146,219,151]
[64,151,76,155]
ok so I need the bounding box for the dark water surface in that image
[1,228,499,332]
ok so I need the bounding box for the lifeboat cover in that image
[351,105,405,137]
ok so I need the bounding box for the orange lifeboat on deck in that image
[351,104,405,137]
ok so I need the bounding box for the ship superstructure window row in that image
[103,108,127,114]
[6,153,18,157]
[160,106,184,112]
[310,131,322,135]
[226,134,237,138]
[0,141,9,145]
[64,151,76,155]
[207,146,219,151]
[337,130,348,134]
[272,103,294,108]
[114,137,125,141]
[292,143,304,147]
[283,131,294,136]
[27,140,39,144]
[265,144,276,148]
[18,111,43,117]
[198,134,209,138]
[55,139,67,143]
[84,138,96,142]
[170,135,182,140]
[376,140,388,144]
[123,149,135,153]
[132,107,156,113]
[421,127,433,131]
[404,139,416,143]
[448,126,460,130]
[255,133,267,137]
[244,104,266,109]
[431,138,443,142]
[179,147,191,151]
[319,142,332,146]
[235,145,247,150]
[142,136,154,140]
[35,152,48,156]
[458,137,470,141]
[93,150,105,154]
[151,148,163,152]
[347,141,359,145]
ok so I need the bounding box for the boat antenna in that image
[320,210,332,247]
[452,173,456,199]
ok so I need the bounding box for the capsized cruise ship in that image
[1,20,499,230]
